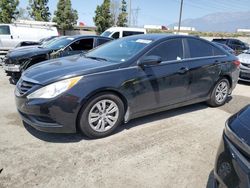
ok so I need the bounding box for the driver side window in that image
[69,38,94,51]
[146,39,184,62]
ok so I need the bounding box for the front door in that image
[136,38,190,110]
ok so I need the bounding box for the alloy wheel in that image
[215,81,229,103]
[88,99,119,132]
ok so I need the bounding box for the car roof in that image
[61,35,112,40]
[121,33,201,41]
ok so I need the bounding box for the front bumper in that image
[15,92,79,134]
[239,63,250,82]
[3,64,21,72]
[213,134,250,188]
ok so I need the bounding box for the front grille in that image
[4,57,11,64]
[17,79,36,95]
[242,63,250,68]
[240,72,250,79]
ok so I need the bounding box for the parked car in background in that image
[4,35,113,80]
[15,34,240,138]
[101,27,146,39]
[15,36,58,48]
[237,49,250,82]
[213,105,250,188]
[212,38,249,54]
[212,41,236,55]
[0,20,58,60]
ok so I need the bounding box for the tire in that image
[78,93,125,139]
[207,78,230,107]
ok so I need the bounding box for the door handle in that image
[178,67,189,74]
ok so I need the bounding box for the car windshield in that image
[39,37,61,47]
[41,37,74,50]
[85,37,153,63]
[100,31,112,37]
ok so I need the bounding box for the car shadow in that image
[114,102,208,134]
[206,170,216,188]
[8,77,18,85]
[23,121,90,143]
[238,80,250,86]
[23,102,208,143]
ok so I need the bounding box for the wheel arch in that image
[75,88,129,131]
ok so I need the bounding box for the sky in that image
[18,0,250,27]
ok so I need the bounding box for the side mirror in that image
[138,55,162,67]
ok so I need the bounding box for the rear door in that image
[184,38,226,100]
[137,38,190,109]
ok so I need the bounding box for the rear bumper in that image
[214,134,250,188]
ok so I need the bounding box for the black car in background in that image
[212,38,249,54]
[212,42,236,55]
[213,105,250,188]
[15,34,240,138]
[4,35,113,79]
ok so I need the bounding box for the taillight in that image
[233,60,241,68]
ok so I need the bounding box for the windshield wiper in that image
[85,56,108,61]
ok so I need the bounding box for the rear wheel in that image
[78,93,125,138]
[207,78,230,107]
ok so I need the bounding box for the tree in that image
[93,0,113,34]
[53,0,78,34]
[28,0,51,21]
[17,7,31,20]
[0,0,19,23]
[110,0,119,25]
[117,0,128,27]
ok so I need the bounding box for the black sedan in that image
[213,105,250,188]
[15,34,240,138]
[4,35,113,79]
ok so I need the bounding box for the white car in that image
[238,49,250,82]
[101,27,146,39]
[0,20,58,62]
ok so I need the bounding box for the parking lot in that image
[0,67,249,188]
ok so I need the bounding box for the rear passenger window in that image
[146,39,183,62]
[187,38,224,58]
[213,46,225,56]
[187,38,213,58]
[0,26,10,35]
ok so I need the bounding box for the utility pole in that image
[178,0,184,33]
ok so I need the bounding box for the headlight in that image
[27,76,83,99]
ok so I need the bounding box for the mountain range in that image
[168,11,250,32]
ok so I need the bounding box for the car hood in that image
[22,55,120,85]
[10,45,40,52]
[7,47,52,60]
[238,53,250,64]
[227,105,250,146]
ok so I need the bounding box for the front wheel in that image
[78,93,125,138]
[207,78,230,107]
